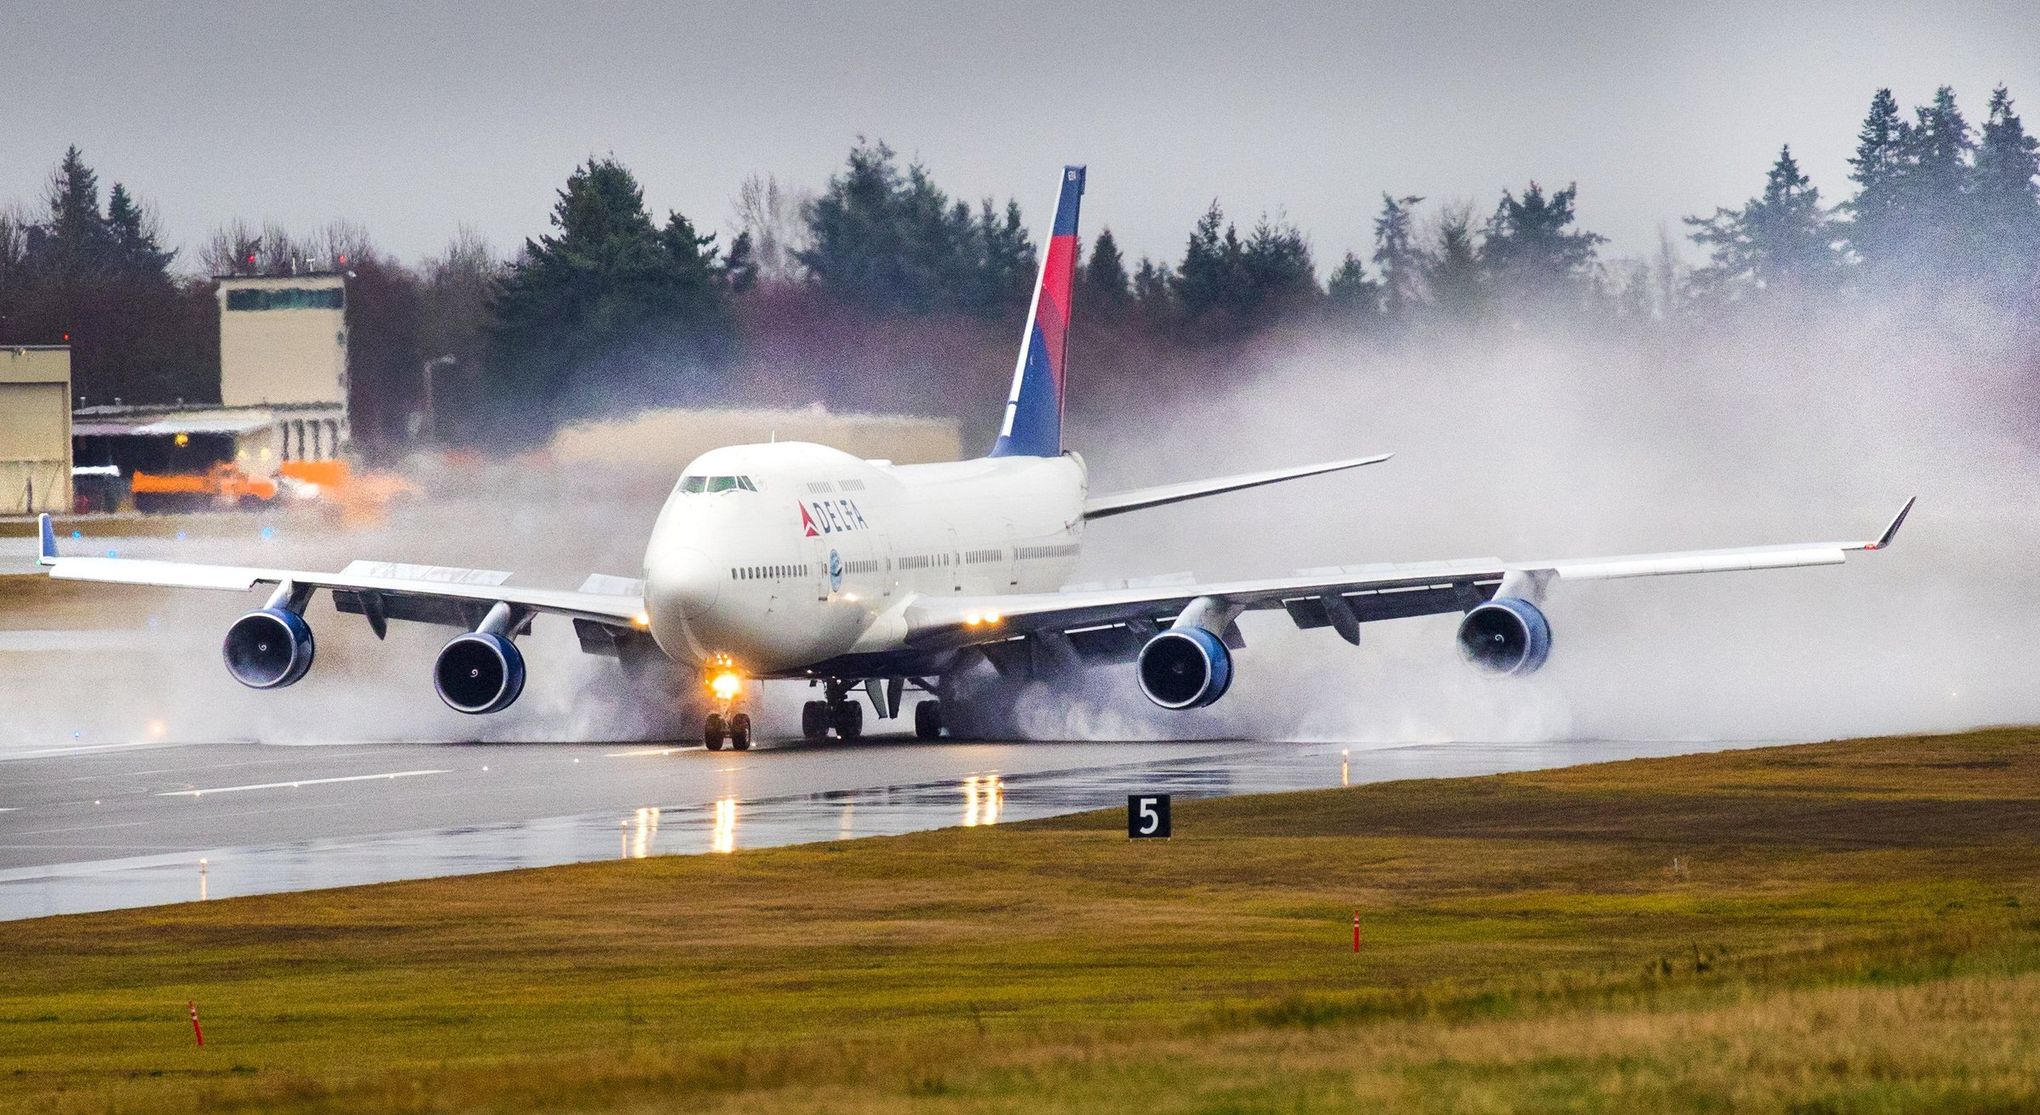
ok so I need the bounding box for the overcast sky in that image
[3,1,2034,273]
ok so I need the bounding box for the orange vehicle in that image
[129,459,421,515]
[130,462,279,511]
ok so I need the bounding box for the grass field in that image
[4,729,2039,1113]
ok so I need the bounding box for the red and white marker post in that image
[1351,910,1362,953]
[188,1000,204,1047]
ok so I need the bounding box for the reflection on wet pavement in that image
[0,738,1779,921]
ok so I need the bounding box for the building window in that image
[225,287,345,311]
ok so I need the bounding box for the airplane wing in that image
[1083,453,1392,519]
[903,498,1916,661]
[34,514,645,636]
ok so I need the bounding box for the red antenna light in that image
[60,332,70,342]
[337,253,348,266]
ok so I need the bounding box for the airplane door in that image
[947,527,963,593]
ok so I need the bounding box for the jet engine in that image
[222,607,316,689]
[433,631,527,714]
[1456,597,1552,676]
[1136,627,1234,709]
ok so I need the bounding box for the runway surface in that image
[0,733,1781,921]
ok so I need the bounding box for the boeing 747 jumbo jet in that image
[36,167,1913,749]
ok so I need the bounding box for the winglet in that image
[1862,496,1916,551]
[36,513,56,566]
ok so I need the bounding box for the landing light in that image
[710,670,743,701]
[633,612,651,628]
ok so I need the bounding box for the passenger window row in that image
[731,564,810,580]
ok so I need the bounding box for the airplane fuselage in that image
[642,441,1087,676]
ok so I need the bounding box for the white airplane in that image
[36,166,1914,750]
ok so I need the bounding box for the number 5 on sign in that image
[1127,794,1171,839]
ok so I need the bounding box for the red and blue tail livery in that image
[991,165,1085,458]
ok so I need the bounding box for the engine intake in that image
[434,631,527,714]
[1137,627,1234,709]
[222,608,315,689]
[1457,597,1552,676]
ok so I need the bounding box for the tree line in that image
[1,83,2033,450]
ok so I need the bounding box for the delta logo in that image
[799,498,870,537]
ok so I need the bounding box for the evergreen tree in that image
[974,198,1036,316]
[1082,227,1131,307]
[488,156,735,428]
[1480,181,1606,309]
[1131,257,1171,319]
[1239,216,1318,319]
[1169,204,1315,334]
[1423,203,1484,321]
[31,145,112,279]
[798,141,1030,319]
[1324,252,1380,322]
[1972,85,2040,296]
[103,184,173,278]
[1902,86,1976,278]
[1685,145,1840,298]
[1171,201,1235,323]
[722,229,759,293]
[1845,88,1908,266]
[1371,194,1424,317]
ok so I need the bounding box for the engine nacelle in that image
[1137,627,1234,710]
[222,607,315,689]
[1456,597,1553,676]
[434,631,527,715]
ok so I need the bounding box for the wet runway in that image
[0,734,1780,921]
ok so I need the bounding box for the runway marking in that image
[604,747,682,758]
[155,770,452,798]
[1,741,170,761]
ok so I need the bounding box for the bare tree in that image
[1652,223,1689,320]
[731,173,813,282]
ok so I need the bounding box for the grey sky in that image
[4,1,2034,273]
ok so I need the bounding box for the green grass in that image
[5,729,2040,1113]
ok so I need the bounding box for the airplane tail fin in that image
[990,165,1085,458]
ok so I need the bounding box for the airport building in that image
[67,273,351,508]
[0,345,73,514]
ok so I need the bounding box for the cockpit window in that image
[676,474,755,494]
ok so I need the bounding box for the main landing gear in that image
[801,679,865,742]
[914,698,944,741]
[798,679,947,742]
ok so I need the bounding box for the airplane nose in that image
[650,547,720,622]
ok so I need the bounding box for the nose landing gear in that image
[702,655,751,751]
[704,711,752,751]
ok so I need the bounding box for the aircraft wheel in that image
[914,699,943,741]
[729,713,753,751]
[704,713,727,751]
[832,700,864,741]
[800,700,829,741]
